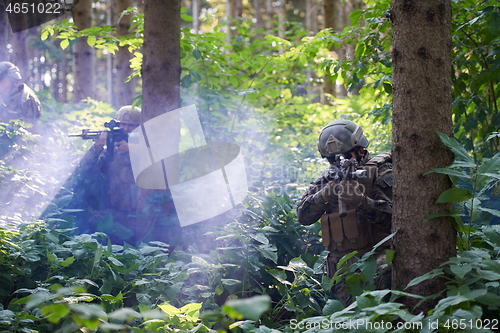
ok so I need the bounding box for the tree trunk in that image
[390,0,456,313]
[0,2,9,62]
[323,0,338,99]
[137,0,181,241]
[72,0,95,101]
[193,0,200,33]
[278,0,286,38]
[114,0,134,106]
[266,0,274,30]
[252,0,264,31]
[11,30,29,80]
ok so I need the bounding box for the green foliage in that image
[428,132,500,250]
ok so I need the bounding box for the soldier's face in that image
[119,123,139,133]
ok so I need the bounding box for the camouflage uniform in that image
[0,83,41,132]
[297,153,393,304]
[77,144,139,244]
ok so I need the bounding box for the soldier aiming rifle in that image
[297,119,393,305]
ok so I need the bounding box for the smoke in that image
[0,122,82,229]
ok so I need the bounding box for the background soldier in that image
[0,62,41,132]
[297,119,393,305]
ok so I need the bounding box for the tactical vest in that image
[320,153,392,256]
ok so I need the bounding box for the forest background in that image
[0,0,499,332]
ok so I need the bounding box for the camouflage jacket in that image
[297,153,393,235]
[79,144,138,214]
[0,84,42,131]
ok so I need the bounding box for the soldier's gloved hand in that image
[338,179,364,207]
[93,132,107,152]
[318,182,339,204]
[114,140,129,154]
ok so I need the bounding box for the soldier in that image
[297,119,393,305]
[0,62,41,132]
[77,105,141,244]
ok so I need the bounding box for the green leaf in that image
[181,14,193,22]
[359,257,377,280]
[476,292,500,306]
[437,132,474,164]
[322,299,344,315]
[385,249,395,264]
[479,207,500,218]
[87,36,96,46]
[60,256,75,267]
[224,295,271,321]
[60,39,69,50]
[192,48,201,60]
[436,187,473,203]
[41,304,69,324]
[449,263,472,279]
[405,268,444,289]
[41,30,49,41]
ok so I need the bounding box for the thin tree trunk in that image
[266,0,274,30]
[11,30,29,80]
[72,0,95,101]
[278,0,286,38]
[391,0,456,313]
[0,2,9,62]
[114,0,134,106]
[253,0,264,31]
[137,0,181,241]
[323,0,338,99]
[193,0,200,33]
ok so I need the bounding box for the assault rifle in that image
[69,119,128,161]
[326,154,368,218]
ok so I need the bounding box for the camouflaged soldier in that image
[297,119,393,305]
[78,106,141,244]
[0,62,41,132]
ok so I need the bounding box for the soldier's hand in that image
[93,132,107,152]
[114,140,129,154]
[338,179,364,207]
[319,182,339,204]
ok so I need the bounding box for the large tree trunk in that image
[137,0,181,241]
[391,0,456,313]
[114,0,134,106]
[72,0,95,101]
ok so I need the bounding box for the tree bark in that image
[72,0,95,101]
[323,0,338,99]
[265,0,274,30]
[137,0,181,241]
[390,0,456,313]
[114,0,134,106]
[193,0,200,33]
[278,0,286,38]
[252,0,264,32]
[11,29,29,80]
[0,2,9,62]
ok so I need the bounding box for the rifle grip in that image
[338,196,347,218]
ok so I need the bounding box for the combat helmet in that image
[0,62,22,81]
[317,119,369,158]
[115,105,141,125]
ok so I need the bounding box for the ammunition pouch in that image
[321,209,370,252]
